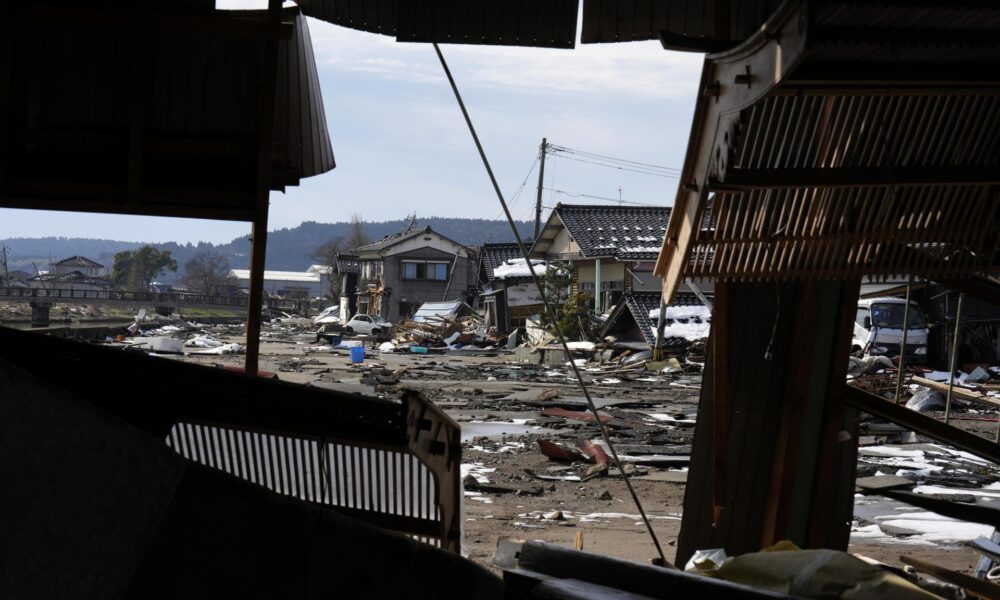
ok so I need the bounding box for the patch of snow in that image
[493,258,548,280]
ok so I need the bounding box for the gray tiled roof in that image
[478,242,528,282]
[605,291,709,347]
[556,204,671,260]
[54,255,104,268]
[352,227,430,253]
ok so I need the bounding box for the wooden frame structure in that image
[0,0,334,375]
[651,0,1000,566]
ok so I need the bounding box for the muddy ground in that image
[150,319,986,576]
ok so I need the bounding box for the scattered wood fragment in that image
[911,376,1000,408]
[900,555,1000,600]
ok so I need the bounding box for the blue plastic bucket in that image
[350,346,365,363]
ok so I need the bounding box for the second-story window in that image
[403,261,448,281]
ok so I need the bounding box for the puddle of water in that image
[461,421,559,442]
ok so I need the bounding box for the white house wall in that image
[577,262,625,285]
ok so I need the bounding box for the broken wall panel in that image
[677,279,860,565]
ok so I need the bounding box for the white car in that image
[345,314,390,335]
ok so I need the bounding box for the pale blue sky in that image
[0,4,703,245]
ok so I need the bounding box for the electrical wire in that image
[547,143,682,174]
[548,152,680,179]
[433,42,670,567]
[490,155,539,222]
[544,187,665,207]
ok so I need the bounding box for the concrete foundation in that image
[29,301,51,328]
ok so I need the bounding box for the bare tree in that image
[311,238,343,299]
[347,212,369,249]
[182,250,237,295]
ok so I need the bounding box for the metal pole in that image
[893,277,913,405]
[944,293,964,424]
[534,138,547,241]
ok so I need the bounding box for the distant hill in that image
[1,217,534,282]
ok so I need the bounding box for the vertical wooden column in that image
[594,258,602,315]
[676,279,861,565]
[244,0,283,377]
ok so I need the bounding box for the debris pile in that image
[391,314,496,350]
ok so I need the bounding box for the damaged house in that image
[600,291,712,353]
[28,255,113,291]
[477,242,545,335]
[347,226,476,322]
[530,204,670,315]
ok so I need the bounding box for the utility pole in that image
[534,138,547,241]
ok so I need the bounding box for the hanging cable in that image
[432,42,670,567]
[548,143,682,174]
[548,152,680,179]
[544,187,665,207]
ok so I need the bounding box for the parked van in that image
[852,297,929,363]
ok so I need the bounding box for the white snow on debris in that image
[648,305,713,321]
[493,258,548,280]
[648,305,712,341]
[875,512,993,543]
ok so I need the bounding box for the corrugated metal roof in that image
[655,1,1000,300]
[296,0,579,48]
[0,4,333,220]
[412,299,476,323]
[581,0,781,48]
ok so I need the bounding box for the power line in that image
[433,43,669,567]
[547,143,682,174]
[544,187,665,207]
[548,152,680,179]
[490,155,539,222]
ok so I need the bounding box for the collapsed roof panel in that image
[296,0,580,48]
[0,3,333,221]
[655,1,1000,301]
[581,0,783,50]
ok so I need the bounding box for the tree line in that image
[111,247,235,295]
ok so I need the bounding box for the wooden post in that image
[594,258,601,316]
[534,138,547,241]
[244,0,282,377]
[893,277,914,404]
[945,293,964,424]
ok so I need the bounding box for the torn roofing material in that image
[412,299,477,324]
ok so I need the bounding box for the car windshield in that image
[870,303,926,329]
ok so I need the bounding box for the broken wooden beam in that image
[911,376,1000,408]
[843,384,1000,465]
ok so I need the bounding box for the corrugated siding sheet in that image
[274,10,336,187]
[1,4,333,219]
[298,0,579,48]
[690,92,1000,280]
